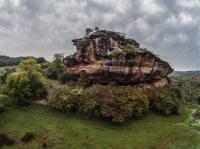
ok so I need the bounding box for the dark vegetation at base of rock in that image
[48,84,181,123]
[64,28,173,87]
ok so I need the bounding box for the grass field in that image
[0,97,200,149]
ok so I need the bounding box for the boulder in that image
[64,28,173,86]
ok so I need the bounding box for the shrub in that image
[6,72,32,100]
[124,50,140,57]
[46,53,65,80]
[147,86,181,115]
[0,133,15,147]
[48,85,149,123]
[79,98,99,117]
[99,86,149,123]
[109,50,124,58]
[5,59,47,102]
[21,132,35,143]
[48,86,84,112]
[0,67,15,84]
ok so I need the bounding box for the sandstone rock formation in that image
[64,28,173,87]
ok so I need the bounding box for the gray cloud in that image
[0,0,200,70]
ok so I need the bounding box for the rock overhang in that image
[64,28,173,87]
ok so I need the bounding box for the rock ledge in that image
[64,28,173,87]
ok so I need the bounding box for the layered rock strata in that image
[64,28,173,87]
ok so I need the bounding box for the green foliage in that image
[5,59,47,102]
[46,53,65,80]
[6,72,31,100]
[124,50,141,57]
[48,86,84,112]
[109,50,124,58]
[0,67,15,84]
[18,59,41,78]
[148,86,181,115]
[0,103,199,149]
[51,53,65,70]
[48,85,149,123]
[98,86,149,123]
[108,48,161,61]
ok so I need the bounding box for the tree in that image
[18,59,41,78]
[6,59,47,103]
[51,53,65,69]
[46,53,65,80]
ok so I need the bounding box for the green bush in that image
[109,50,124,58]
[99,86,149,123]
[5,59,47,103]
[124,50,140,57]
[48,86,84,112]
[147,86,181,115]
[6,72,31,100]
[46,53,65,80]
[48,85,149,123]
[0,67,15,84]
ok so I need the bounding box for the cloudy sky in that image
[0,0,200,70]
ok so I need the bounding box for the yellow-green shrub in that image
[48,86,84,112]
[48,85,149,123]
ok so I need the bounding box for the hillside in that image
[171,71,200,77]
[0,55,46,67]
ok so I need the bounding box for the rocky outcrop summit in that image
[64,28,173,87]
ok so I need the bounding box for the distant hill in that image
[171,71,200,77]
[0,55,47,67]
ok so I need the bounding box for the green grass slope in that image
[0,103,200,149]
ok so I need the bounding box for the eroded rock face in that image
[64,28,173,86]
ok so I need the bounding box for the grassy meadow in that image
[0,96,200,149]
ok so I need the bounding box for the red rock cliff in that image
[64,28,173,87]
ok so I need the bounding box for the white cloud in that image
[0,0,4,7]
[177,0,200,8]
[0,0,200,69]
[140,0,163,14]
[166,13,195,25]
[10,0,21,8]
[178,12,194,24]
